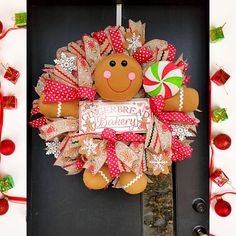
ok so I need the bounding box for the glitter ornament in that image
[150,154,169,172]
[0,139,16,156]
[126,32,142,53]
[213,133,231,150]
[0,198,9,216]
[54,53,76,73]
[215,198,231,217]
[171,124,193,141]
[79,137,98,158]
[45,137,61,158]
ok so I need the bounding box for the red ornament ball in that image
[215,198,232,217]
[0,198,9,216]
[0,139,16,156]
[0,20,3,34]
[213,134,231,150]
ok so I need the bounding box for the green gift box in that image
[0,175,14,192]
[212,108,228,123]
[210,25,225,43]
[15,12,27,27]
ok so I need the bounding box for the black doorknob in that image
[192,198,207,213]
[193,225,208,236]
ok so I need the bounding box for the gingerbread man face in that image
[95,53,142,101]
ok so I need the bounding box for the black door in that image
[27,1,209,235]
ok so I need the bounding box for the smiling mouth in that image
[106,80,132,93]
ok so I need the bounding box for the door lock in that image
[192,198,207,213]
[193,225,208,236]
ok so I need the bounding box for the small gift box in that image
[212,108,228,123]
[211,169,229,187]
[210,25,225,43]
[4,66,20,84]
[3,96,17,109]
[0,175,14,192]
[15,12,27,27]
[211,69,230,86]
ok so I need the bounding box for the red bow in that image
[101,128,145,178]
[149,95,197,161]
[43,80,96,103]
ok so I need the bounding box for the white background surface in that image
[210,1,236,236]
[0,0,236,236]
[0,0,27,235]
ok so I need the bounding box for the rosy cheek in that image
[128,72,136,81]
[103,70,111,79]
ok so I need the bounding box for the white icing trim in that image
[122,174,143,189]
[98,170,110,184]
[57,102,62,117]
[179,87,184,111]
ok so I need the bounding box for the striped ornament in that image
[143,61,183,98]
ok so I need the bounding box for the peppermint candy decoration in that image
[143,61,183,98]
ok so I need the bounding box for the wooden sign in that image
[79,98,152,134]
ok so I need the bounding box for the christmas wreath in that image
[30,20,199,194]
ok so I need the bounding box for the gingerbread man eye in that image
[121,60,128,67]
[109,60,116,67]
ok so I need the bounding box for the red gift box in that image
[4,66,20,84]
[211,168,229,187]
[2,96,17,109]
[211,69,230,86]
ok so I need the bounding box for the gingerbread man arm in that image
[163,87,199,113]
[39,95,79,118]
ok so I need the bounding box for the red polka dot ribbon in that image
[166,44,176,62]
[93,31,107,44]
[29,116,47,128]
[101,128,145,178]
[149,95,197,161]
[43,79,96,103]
[108,28,124,53]
[177,60,188,73]
[133,47,153,64]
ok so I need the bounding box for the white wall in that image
[0,1,27,235]
[210,1,236,235]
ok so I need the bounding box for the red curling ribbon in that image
[1,192,26,204]
[149,95,197,161]
[43,80,96,103]
[108,28,124,53]
[101,128,145,178]
[0,27,25,41]
[133,47,153,64]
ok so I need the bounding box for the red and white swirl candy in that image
[143,61,183,98]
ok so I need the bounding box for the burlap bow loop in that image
[101,128,145,177]
[43,79,96,103]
